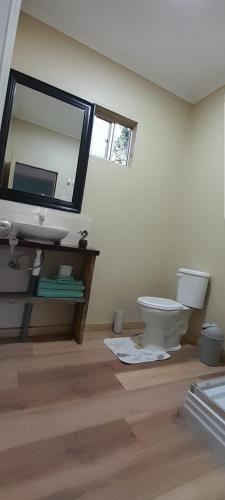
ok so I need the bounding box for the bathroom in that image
[0,1,225,498]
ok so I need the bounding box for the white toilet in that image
[137,268,210,353]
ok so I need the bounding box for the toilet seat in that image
[137,296,186,311]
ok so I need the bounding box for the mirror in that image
[0,70,94,213]
[4,85,85,202]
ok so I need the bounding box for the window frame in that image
[90,105,137,167]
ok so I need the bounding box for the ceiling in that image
[13,84,84,140]
[21,0,225,103]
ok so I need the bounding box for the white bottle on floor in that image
[113,309,125,334]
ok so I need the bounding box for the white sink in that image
[14,222,69,244]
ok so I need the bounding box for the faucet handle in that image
[34,208,47,225]
[39,214,46,225]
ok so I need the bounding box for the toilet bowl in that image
[137,268,210,353]
[137,297,191,352]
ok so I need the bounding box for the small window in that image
[90,106,136,166]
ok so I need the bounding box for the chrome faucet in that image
[39,214,45,225]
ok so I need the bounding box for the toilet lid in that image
[137,296,184,310]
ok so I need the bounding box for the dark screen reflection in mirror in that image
[2,84,85,202]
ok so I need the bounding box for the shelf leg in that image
[21,303,33,342]
[72,254,96,344]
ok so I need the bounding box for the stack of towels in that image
[37,276,85,298]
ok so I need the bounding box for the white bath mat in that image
[104,335,171,364]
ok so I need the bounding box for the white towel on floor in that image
[104,336,170,364]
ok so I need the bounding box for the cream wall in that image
[1,13,192,326]
[177,86,225,332]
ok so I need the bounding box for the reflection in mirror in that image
[2,84,85,202]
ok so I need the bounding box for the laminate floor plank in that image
[152,466,225,500]
[0,364,123,413]
[0,419,141,488]
[116,359,225,391]
[0,371,18,391]
[18,440,217,500]
[0,342,33,359]
[127,407,193,448]
[0,349,115,378]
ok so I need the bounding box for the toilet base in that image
[139,330,181,353]
[166,343,181,352]
[138,306,191,354]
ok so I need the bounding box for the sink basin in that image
[13,222,69,244]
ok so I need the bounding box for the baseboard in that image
[0,322,144,342]
[29,324,72,336]
[0,328,19,339]
[85,321,144,332]
[0,324,72,340]
[182,332,198,345]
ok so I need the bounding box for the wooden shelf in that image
[0,293,86,304]
[0,238,100,255]
[0,237,99,344]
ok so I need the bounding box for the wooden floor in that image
[0,330,225,499]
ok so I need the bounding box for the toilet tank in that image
[176,268,210,309]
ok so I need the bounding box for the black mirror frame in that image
[0,69,95,213]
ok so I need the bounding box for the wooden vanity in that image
[0,238,100,344]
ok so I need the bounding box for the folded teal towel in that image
[40,277,84,285]
[54,276,83,283]
[37,290,84,298]
[38,283,85,291]
[37,276,85,297]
